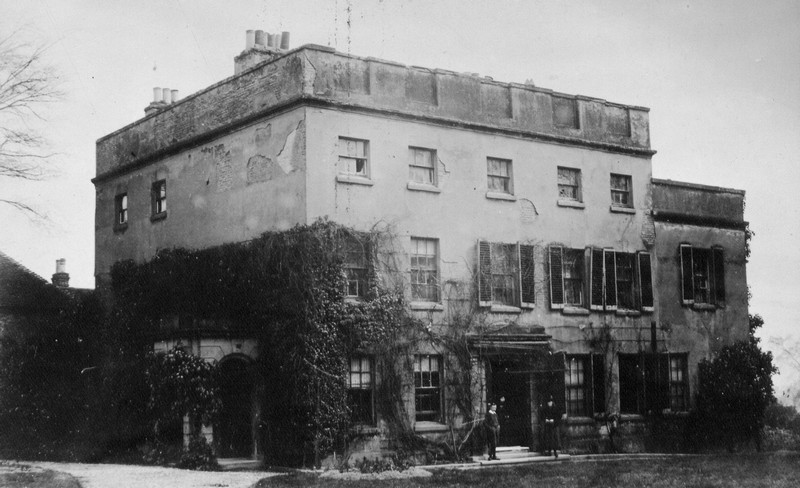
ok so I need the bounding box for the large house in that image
[93,30,749,460]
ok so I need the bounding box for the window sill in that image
[150,211,167,222]
[562,307,590,316]
[610,205,636,214]
[557,200,585,209]
[113,223,129,233]
[615,309,642,317]
[489,304,522,314]
[407,182,441,193]
[344,296,365,304]
[410,302,444,311]
[485,191,516,201]
[414,421,448,433]
[692,303,717,311]
[336,175,374,186]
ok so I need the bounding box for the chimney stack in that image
[234,28,292,75]
[52,258,69,288]
[145,87,179,115]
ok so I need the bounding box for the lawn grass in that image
[0,469,81,488]
[255,452,800,488]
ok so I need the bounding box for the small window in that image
[610,174,633,208]
[151,180,167,216]
[347,356,374,425]
[669,355,688,412]
[343,234,369,299]
[487,157,513,194]
[414,355,442,422]
[338,137,369,178]
[411,237,439,302]
[557,167,581,202]
[553,96,579,129]
[115,193,128,226]
[409,147,437,186]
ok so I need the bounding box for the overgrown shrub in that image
[692,314,776,451]
[178,435,219,470]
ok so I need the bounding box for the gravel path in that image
[19,462,280,488]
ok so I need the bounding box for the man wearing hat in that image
[484,403,500,460]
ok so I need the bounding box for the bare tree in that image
[0,30,61,217]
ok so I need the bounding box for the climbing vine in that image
[109,219,490,466]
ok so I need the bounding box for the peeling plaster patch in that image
[202,144,232,193]
[275,120,304,174]
[247,155,272,184]
[255,124,272,146]
[519,198,538,223]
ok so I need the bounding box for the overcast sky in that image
[2,0,798,404]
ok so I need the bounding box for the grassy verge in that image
[0,468,81,488]
[255,452,800,488]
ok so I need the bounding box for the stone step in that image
[472,450,571,465]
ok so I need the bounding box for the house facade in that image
[93,31,749,459]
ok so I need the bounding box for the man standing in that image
[485,403,500,460]
[541,395,560,458]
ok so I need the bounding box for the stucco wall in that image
[305,107,654,344]
[94,108,308,282]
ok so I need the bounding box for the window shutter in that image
[520,244,535,308]
[680,244,694,305]
[637,252,654,312]
[548,245,565,309]
[589,248,604,311]
[711,247,725,306]
[546,351,567,415]
[603,249,617,311]
[365,239,376,299]
[478,241,492,307]
[591,354,606,415]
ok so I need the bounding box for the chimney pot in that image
[52,258,69,288]
[153,87,163,102]
[255,30,266,47]
[162,87,172,104]
[267,33,275,48]
[246,30,255,49]
[171,89,179,102]
[280,31,290,50]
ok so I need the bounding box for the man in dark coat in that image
[541,395,560,458]
[484,403,500,460]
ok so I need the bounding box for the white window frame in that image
[410,237,439,303]
[557,167,582,202]
[408,147,437,187]
[610,173,633,208]
[487,157,513,195]
[337,137,370,179]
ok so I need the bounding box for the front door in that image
[489,360,530,447]
[217,357,254,458]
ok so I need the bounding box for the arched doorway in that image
[217,355,254,458]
